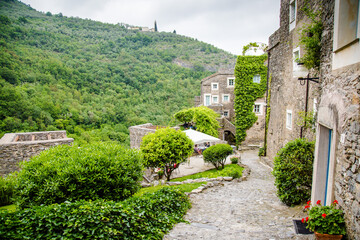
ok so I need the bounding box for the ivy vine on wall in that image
[298,3,323,70]
[234,55,267,145]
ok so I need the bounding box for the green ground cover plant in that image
[134,182,206,197]
[14,143,143,208]
[0,188,191,240]
[171,164,243,182]
[272,138,314,206]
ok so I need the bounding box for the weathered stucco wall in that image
[0,131,73,176]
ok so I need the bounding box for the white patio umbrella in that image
[183,129,222,145]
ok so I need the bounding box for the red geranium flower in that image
[306,217,309,222]
[307,201,311,205]
[304,205,310,209]
[316,200,321,205]
[322,213,327,218]
[301,218,305,223]
[333,200,338,204]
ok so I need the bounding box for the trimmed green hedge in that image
[14,143,143,208]
[0,174,16,206]
[0,188,191,240]
[272,138,314,206]
[203,144,233,169]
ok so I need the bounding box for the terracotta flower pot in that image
[315,232,343,240]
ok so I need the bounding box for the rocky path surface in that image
[164,150,314,240]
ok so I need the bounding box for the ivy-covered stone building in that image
[267,0,360,238]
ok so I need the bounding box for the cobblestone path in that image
[164,150,314,240]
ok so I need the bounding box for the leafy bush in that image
[230,157,239,164]
[203,144,233,169]
[0,188,191,240]
[272,138,314,206]
[0,174,16,206]
[14,143,143,208]
[258,147,265,156]
[141,128,193,181]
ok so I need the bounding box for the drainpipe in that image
[264,51,271,156]
[300,73,310,139]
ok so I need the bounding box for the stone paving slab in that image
[163,150,315,240]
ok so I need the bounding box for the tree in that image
[140,128,193,181]
[203,144,233,169]
[174,106,220,137]
[154,20,158,32]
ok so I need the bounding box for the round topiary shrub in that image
[272,138,314,206]
[203,144,233,169]
[14,143,143,208]
[230,157,239,164]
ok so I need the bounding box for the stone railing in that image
[0,131,73,177]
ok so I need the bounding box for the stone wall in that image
[129,123,157,149]
[318,0,360,238]
[129,123,180,149]
[266,0,318,161]
[0,131,73,176]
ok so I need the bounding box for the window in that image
[223,94,230,103]
[253,74,261,84]
[212,95,218,104]
[332,0,360,69]
[334,0,359,50]
[254,104,261,114]
[227,77,235,87]
[223,110,229,117]
[211,83,218,90]
[289,0,296,31]
[204,94,211,106]
[286,110,293,130]
[293,47,300,71]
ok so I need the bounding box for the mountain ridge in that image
[0,0,237,146]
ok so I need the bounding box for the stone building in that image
[266,0,318,162]
[0,131,73,176]
[195,71,237,144]
[268,0,360,238]
[195,71,236,121]
[195,70,266,146]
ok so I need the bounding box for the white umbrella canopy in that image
[183,129,222,145]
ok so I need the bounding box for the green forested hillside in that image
[0,0,236,145]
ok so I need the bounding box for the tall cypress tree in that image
[154,20,158,32]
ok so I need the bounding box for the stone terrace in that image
[0,131,73,176]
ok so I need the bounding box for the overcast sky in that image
[21,0,281,55]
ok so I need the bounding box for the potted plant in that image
[302,200,346,239]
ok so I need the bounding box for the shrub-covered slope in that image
[0,0,236,145]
